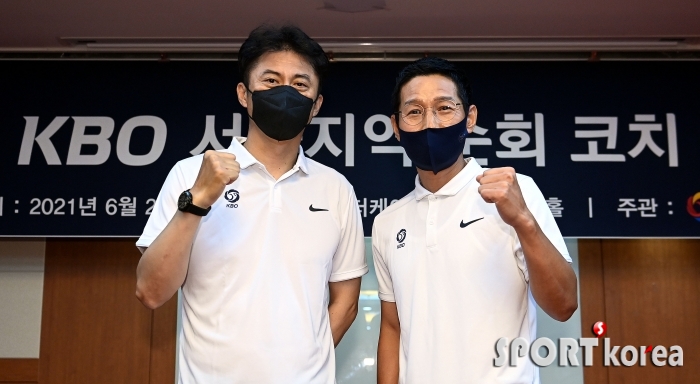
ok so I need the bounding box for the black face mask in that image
[398,117,469,174]
[248,85,315,141]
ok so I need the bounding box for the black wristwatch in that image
[177,189,211,216]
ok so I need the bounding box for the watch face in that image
[178,191,191,210]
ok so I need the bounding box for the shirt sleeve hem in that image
[329,265,369,282]
[135,237,154,254]
[560,252,572,263]
[378,293,396,302]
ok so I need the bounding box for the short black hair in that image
[391,57,472,113]
[238,24,329,92]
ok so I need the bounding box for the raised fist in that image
[475,167,533,229]
[189,150,240,208]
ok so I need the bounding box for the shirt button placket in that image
[270,182,282,213]
[427,196,438,248]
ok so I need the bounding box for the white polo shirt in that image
[137,137,367,384]
[372,159,570,384]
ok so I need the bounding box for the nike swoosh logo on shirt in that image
[309,205,329,212]
[460,217,484,228]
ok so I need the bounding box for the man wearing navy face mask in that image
[372,57,578,383]
[135,24,367,383]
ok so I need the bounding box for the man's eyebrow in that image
[403,98,423,106]
[433,96,458,102]
[258,69,311,82]
[259,69,282,77]
[403,96,458,105]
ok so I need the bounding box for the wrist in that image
[188,187,210,208]
[178,189,211,217]
[512,211,537,235]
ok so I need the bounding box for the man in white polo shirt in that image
[373,57,578,383]
[135,25,367,383]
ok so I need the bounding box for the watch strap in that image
[183,202,211,216]
[178,189,211,216]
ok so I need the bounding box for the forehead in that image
[400,74,459,104]
[249,50,318,81]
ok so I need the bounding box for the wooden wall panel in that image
[0,358,38,383]
[579,239,700,384]
[38,239,177,384]
[601,239,700,384]
[577,239,609,384]
[149,293,178,384]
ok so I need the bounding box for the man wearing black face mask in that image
[372,57,578,384]
[135,24,367,383]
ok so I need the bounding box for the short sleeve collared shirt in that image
[137,137,367,384]
[372,158,570,384]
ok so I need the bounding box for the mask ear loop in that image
[243,84,256,123]
[305,93,321,126]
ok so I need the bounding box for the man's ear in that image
[466,105,478,134]
[236,82,249,109]
[391,114,401,142]
[311,94,323,117]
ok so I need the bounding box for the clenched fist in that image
[189,150,240,208]
[475,167,534,229]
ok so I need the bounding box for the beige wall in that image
[0,238,45,358]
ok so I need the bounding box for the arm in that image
[377,300,400,384]
[135,150,240,309]
[513,217,577,321]
[328,277,361,347]
[136,211,201,309]
[477,167,578,321]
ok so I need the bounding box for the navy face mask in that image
[248,85,315,141]
[398,117,468,174]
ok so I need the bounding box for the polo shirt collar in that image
[413,158,483,201]
[227,137,310,174]
[296,147,310,174]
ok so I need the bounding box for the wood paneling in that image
[578,239,609,384]
[149,292,178,384]
[602,239,700,383]
[38,239,177,384]
[579,239,700,384]
[0,358,38,382]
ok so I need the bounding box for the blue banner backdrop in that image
[0,60,698,237]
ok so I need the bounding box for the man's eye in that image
[264,78,277,84]
[407,109,422,115]
[295,82,308,88]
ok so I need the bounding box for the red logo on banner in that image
[687,192,700,222]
